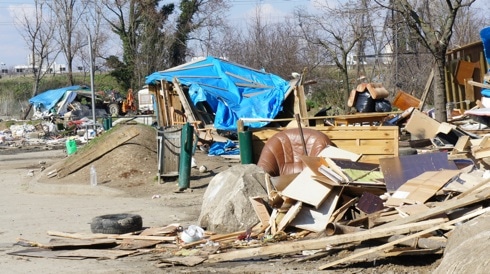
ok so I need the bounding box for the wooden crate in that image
[251,126,399,164]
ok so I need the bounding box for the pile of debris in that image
[8,109,490,271]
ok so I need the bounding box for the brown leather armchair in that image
[257,128,332,176]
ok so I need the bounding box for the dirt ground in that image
[0,123,441,273]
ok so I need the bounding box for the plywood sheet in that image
[290,189,340,232]
[280,167,333,208]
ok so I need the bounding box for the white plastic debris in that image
[199,165,207,173]
[180,225,205,243]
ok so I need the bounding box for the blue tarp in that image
[145,56,291,130]
[29,85,89,113]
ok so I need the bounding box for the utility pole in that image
[88,33,96,130]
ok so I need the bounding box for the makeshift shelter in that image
[145,57,302,131]
[29,85,92,117]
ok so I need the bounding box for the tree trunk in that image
[433,58,447,123]
[341,68,350,113]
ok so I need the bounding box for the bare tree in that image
[47,0,89,85]
[295,0,366,112]
[376,0,477,122]
[220,7,305,79]
[451,6,488,48]
[16,0,60,119]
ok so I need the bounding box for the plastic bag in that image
[375,99,392,112]
[355,91,375,112]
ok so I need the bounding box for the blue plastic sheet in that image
[145,57,290,130]
[208,140,240,156]
[29,85,89,113]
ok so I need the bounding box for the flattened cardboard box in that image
[386,170,461,206]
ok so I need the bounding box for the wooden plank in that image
[318,207,490,270]
[57,127,140,178]
[118,238,161,250]
[277,201,303,232]
[249,197,271,228]
[47,231,176,242]
[58,249,137,259]
[419,68,434,110]
[206,218,446,263]
[172,78,199,124]
[376,187,490,228]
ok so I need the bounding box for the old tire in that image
[90,213,143,234]
[108,103,119,116]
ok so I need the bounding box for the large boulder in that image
[433,212,490,273]
[198,164,267,233]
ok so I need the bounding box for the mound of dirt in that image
[38,123,238,198]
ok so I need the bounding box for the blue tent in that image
[145,57,291,130]
[29,85,89,113]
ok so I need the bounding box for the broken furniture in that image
[256,127,331,176]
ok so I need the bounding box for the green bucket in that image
[66,139,77,155]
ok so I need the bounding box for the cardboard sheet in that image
[385,170,461,206]
[379,152,458,192]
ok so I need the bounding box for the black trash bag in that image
[375,99,392,112]
[355,91,375,112]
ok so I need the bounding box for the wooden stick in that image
[47,231,175,242]
[318,207,490,270]
[206,218,446,263]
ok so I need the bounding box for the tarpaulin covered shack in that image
[145,57,297,130]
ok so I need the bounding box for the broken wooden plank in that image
[157,256,206,267]
[118,238,162,250]
[56,127,140,178]
[140,224,181,236]
[57,249,137,259]
[249,197,271,228]
[377,187,490,229]
[318,207,490,270]
[206,218,446,263]
[47,231,176,242]
[277,201,302,232]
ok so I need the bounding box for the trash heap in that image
[8,109,490,271]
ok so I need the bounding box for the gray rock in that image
[433,212,490,274]
[198,164,267,234]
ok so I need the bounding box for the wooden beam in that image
[56,127,139,178]
[419,68,434,110]
[206,218,446,263]
[376,187,490,229]
[318,207,490,269]
[172,78,199,124]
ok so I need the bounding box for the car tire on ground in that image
[90,213,143,234]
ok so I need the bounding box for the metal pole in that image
[88,34,96,130]
[178,123,193,191]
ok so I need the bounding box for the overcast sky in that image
[0,0,311,69]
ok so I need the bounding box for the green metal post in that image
[238,131,253,164]
[178,123,193,190]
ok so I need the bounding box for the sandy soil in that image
[0,123,441,273]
